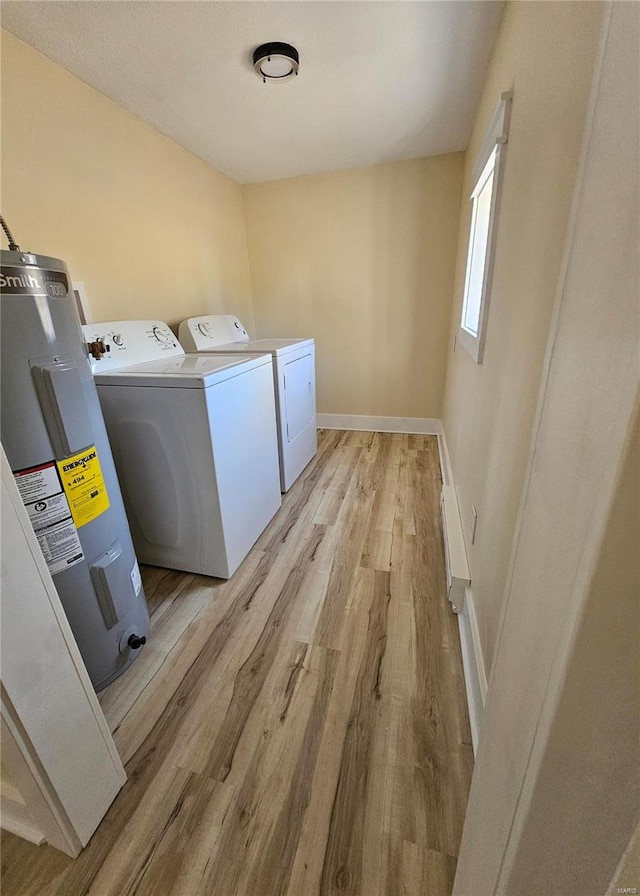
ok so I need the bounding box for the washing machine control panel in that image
[83,320,184,373]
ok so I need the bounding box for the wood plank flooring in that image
[0,430,473,896]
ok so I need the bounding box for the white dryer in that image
[178,315,317,491]
[83,320,281,579]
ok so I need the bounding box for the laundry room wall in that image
[0,30,254,332]
[503,407,640,893]
[242,154,464,419]
[440,0,604,677]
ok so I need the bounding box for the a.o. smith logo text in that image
[0,266,69,297]
[0,271,40,290]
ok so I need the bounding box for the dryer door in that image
[283,352,315,443]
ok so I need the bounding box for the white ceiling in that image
[1,1,503,184]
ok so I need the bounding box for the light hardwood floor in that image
[0,430,473,896]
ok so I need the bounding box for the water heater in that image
[1,247,149,691]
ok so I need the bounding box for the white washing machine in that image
[178,315,317,491]
[83,320,281,579]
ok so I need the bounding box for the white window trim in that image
[72,281,92,325]
[458,91,512,364]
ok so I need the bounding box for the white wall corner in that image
[316,414,442,434]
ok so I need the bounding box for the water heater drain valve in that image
[119,628,147,654]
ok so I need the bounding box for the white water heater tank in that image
[1,248,149,691]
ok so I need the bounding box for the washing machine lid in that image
[93,352,272,388]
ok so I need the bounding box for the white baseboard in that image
[436,433,452,485]
[457,586,488,754]
[438,428,486,754]
[317,414,442,435]
[1,796,46,846]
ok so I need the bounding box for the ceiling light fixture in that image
[253,42,299,83]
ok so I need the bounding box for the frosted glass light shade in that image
[253,42,299,82]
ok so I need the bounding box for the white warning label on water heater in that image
[14,460,85,576]
[131,561,142,597]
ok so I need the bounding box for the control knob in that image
[152,326,174,345]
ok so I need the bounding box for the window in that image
[458,92,512,363]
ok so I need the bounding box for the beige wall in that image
[0,30,254,332]
[609,821,640,896]
[0,763,25,807]
[505,409,640,893]
[243,155,463,418]
[453,1,638,888]
[442,1,604,672]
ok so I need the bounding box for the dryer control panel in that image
[178,314,249,351]
[83,320,184,373]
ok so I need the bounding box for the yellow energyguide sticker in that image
[57,446,110,528]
